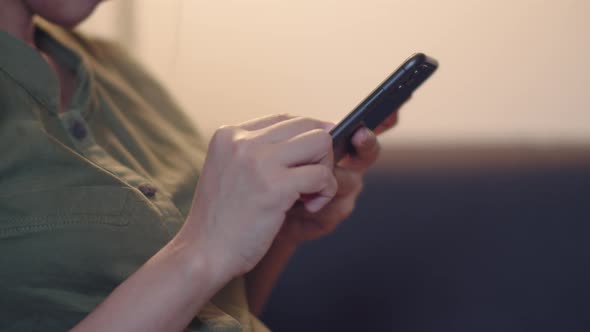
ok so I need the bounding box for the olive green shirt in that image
[0,20,268,332]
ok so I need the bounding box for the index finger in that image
[257,117,334,143]
[239,114,296,130]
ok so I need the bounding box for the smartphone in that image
[330,53,438,161]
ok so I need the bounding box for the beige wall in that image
[81,0,590,145]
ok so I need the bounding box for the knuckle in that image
[226,133,260,168]
[212,125,236,144]
[210,126,241,154]
[275,113,293,122]
[301,117,321,129]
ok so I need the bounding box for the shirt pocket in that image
[0,185,174,329]
[0,185,133,238]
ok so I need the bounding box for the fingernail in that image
[306,197,326,213]
[361,128,373,146]
[354,128,366,143]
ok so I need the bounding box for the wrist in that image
[166,234,233,293]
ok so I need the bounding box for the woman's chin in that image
[27,0,103,28]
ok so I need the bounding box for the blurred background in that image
[81,0,590,145]
[81,1,590,331]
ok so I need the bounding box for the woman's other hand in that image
[278,111,399,245]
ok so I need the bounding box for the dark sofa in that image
[261,145,590,332]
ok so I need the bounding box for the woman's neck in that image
[0,0,75,112]
[0,0,35,46]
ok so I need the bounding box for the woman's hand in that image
[176,114,339,279]
[74,115,342,332]
[277,112,399,245]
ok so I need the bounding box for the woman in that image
[0,1,399,331]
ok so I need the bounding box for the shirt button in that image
[138,184,157,198]
[70,120,87,140]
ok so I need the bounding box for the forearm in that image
[245,239,298,316]
[72,237,230,332]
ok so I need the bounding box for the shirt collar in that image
[0,18,93,116]
[0,27,60,113]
